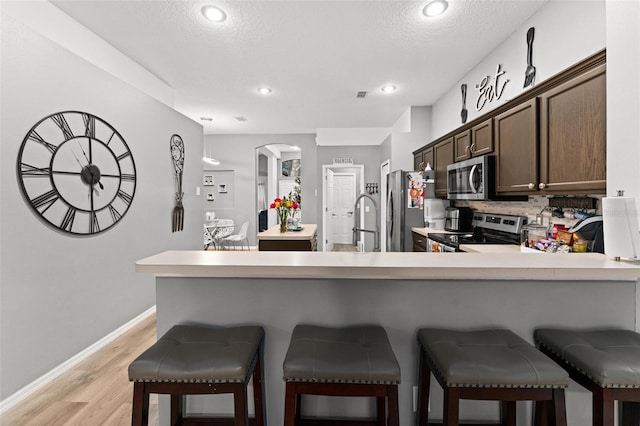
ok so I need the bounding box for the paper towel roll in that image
[602,196,640,260]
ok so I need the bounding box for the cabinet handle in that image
[465,145,469,153]
[470,143,476,153]
[538,182,547,189]
[528,182,535,190]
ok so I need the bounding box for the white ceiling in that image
[50,0,548,137]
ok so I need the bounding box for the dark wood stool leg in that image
[500,401,516,426]
[443,387,460,426]
[233,383,249,426]
[593,387,615,426]
[533,400,548,426]
[417,348,431,426]
[376,396,386,425]
[386,385,399,426]
[284,382,298,426]
[170,393,182,425]
[252,351,266,426]
[131,382,149,426]
[551,389,567,426]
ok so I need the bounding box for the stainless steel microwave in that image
[446,155,495,200]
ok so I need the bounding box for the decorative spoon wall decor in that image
[524,27,536,88]
[170,134,185,232]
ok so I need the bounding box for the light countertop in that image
[257,224,317,240]
[136,250,640,281]
[460,244,524,253]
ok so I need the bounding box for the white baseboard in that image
[0,305,156,415]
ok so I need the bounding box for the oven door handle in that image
[468,164,479,193]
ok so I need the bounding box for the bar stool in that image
[283,324,401,426]
[417,328,569,426]
[128,324,266,426]
[534,328,640,426]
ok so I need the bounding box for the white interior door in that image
[325,168,335,252]
[330,173,356,244]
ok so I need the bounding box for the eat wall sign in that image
[475,64,509,111]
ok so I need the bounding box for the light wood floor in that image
[1,313,158,426]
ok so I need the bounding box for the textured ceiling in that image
[50,0,548,135]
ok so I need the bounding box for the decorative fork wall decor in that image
[170,134,185,232]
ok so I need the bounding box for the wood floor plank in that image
[2,312,157,425]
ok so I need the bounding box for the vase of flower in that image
[271,195,299,234]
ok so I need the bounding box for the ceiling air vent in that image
[355,91,368,99]
[234,116,248,122]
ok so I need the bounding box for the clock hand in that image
[71,149,84,168]
[78,141,91,164]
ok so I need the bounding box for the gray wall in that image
[0,13,203,399]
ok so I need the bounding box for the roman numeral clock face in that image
[17,111,136,235]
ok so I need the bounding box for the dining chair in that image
[223,221,249,250]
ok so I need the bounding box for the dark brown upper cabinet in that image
[495,99,539,194]
[414,147,434,171]
[434,138,454,198]
[538,64,606,194]
[454,119,494,162]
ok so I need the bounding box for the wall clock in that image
[16,111,137,235]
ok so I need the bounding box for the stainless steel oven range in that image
[427,212,528,252]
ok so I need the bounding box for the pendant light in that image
[201,117,220,165]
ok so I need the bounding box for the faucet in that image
[352,192,380,252]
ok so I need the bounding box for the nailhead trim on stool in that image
[417,328,570,426]
[128,324,266,426]
[283,324,401,426]
[534,328,640,426]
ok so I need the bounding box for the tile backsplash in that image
[455,195,602,229]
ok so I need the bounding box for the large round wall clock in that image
[16,111,137,235]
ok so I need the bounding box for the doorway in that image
[322,164,364,252]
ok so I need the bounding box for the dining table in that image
[204,219,235,250]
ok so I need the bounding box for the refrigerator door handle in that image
[387,189,394,242]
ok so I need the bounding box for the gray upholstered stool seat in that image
[283,324,400,426]
[128,324,265,426]
[535,328,640,426]
[417,328,569,426]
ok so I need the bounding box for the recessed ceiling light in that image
[201,5,226,22]
[257,87,272,95]
[381,85,397,94]
[423,0,448,17]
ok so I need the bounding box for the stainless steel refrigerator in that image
[386,170,435,252]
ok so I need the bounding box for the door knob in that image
[538,182,546,189]
[528,182,535,190]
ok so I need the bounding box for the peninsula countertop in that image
[136,250,640,281]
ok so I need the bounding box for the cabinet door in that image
[413,151,423,171]
[422,147,434,171]
[539,64,606,193]
[434,138,454,198]
[471,118,493,157]
[412,232,427,252]
[453,130,472,162]
[495,98,538,194]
